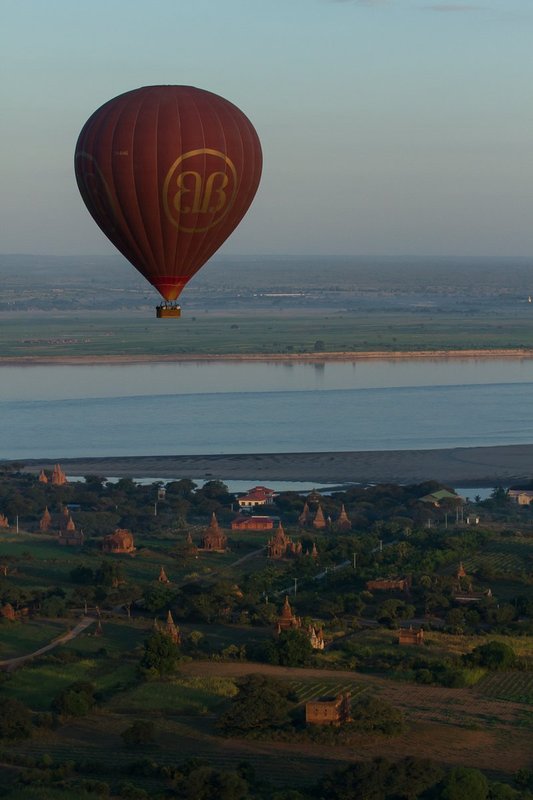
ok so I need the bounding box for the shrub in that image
[466,641,516,670]
[121,719,155,747]
[52,682,96,717]
[0,699,32,741]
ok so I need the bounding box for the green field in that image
[475,671,533,705]
[0,529,272,602]
[0,620,69,660]
[2,309,533,357]
[109,675,238,715]
[289,677,367,705]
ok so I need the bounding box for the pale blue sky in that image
[1,0,532,257]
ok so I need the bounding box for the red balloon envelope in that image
[75,85,262,305]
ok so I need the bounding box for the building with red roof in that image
[237,486,277,509]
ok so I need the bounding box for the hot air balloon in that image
[74,86,262,317]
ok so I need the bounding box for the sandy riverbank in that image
[1,348,533,366]
[13,444,533,486]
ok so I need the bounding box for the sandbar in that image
[13,443,533,486]
[1,348,533,366]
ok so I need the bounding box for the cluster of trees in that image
[336,639,521,688]
[139,630,181,677]
[316,758,533,800]
[0,470,237,536]
[0,756,531,800]
[217,674,295,736]
[0,468,483,539]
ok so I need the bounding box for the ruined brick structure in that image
[306,693,351,726]
[231,515,275,531]
[398,626,424,646]
[366,577,410,592]
[102,529,135,554]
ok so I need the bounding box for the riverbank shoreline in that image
[10,443,533,486]
[1,348,533,366]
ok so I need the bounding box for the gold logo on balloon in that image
[163,149,238,233]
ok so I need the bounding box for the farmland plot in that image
[475,671,533,705]
[289,678,367,706]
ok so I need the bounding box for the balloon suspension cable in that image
[156,301,181,319]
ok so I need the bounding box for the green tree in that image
[142,583,175,613]
[70,564,94,585]
[276,628,313,667]
[466,641,516,670]
[121,719,155,747]
[440,767,489,800]
[140,630,179,676]
[489,783,521,800]
[173,765,249,800]
[0,699,32,740]
[217,674,293,735]
[52,681,96,717]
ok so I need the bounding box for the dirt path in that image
[0,617,95,672]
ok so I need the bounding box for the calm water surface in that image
[1,358,533,459]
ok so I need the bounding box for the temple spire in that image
[313,504,326,529]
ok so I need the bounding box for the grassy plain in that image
[0,620,68,660]
[2,309,533,358]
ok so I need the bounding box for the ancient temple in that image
[185,531,198,555]
[0,513,9,529]
[39,507,52,532]
[306,693,351,726]
[336,504,352,532]
[158,566,170,583]
[58,529,84,546]
[309,625,325,650]
[102,528,135,554]
[398,626,424,646]
[231,515,275,531]
[58,513,84,546]
[267,522,302,559]
[199,513,228,552]
[276,595,302,633]
[164,610,181,644]
[366,577,410,592]
[312,505,326,530]
[0,603,16,621]
[298,502,311,527]
[457,561,467,579]
[305,541,319,559]
[454,587,493,604]
[38,469,48,484]
[51,463,68,486]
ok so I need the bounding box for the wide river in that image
[1,357,533,460]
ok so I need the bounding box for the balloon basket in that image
[156,305,181,318]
